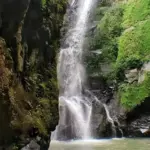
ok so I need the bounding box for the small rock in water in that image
[140,128,149,134]
[21,140,40,150]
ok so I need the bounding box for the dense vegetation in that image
[86,0,150,110]
[117,0,150,109]
[1,0,150,148]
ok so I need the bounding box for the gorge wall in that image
[0,0,67,149]
[1,0,150,149]
[86,0,150,138]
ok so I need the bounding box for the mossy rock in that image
[86,4,123,76]
[119,72,150,110]
[123,0,150,28]
[116,20,150,72]
[116,0,150,109]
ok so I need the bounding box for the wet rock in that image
[125,62,150,84]
[21,140,40,150]
[87,75,122,138]
[138,62,150,83]
[93,104,116,138]
[140,128,150,134]
[125,69,138,83]
[88,76,114,104]
[126,97,150,137]
[101,63,113,76]
[127,116,150,137]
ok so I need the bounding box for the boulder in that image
[138,62,150,83]
[125,62,150,84]
[126,97,150,137]
[125,69,138,83]
[21,140,40,150]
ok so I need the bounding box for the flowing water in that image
[50,139,150,150]
[51,0,97,141]
[48,1,147,150]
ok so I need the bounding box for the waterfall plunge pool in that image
[49,138,150,150]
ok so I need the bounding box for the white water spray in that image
[103,104,116,137]
[50,0,118,145]
[51,0,96,141]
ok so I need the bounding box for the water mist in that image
[52,0,96,140]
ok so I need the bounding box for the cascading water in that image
[50,0,119,143]
[103,104,116,137]
[51,0,96,140]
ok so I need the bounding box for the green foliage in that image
[32,114,48,135]
[94,6,109,21]
[86,4,124,76]
[98,5,124,38]
[86,0,150,110]
[42,0,46,7]
[116,16,150,76]
[10,85,54,136]
[119,73,150,110]
[91,5,123,50]
[123,0,150,28]
[42,0,67,10]
[116,0,150,109]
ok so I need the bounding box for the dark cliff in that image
[0,0,67,149]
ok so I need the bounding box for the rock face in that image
[86,0,150,139]
[88,73,150,138]
[126,97,150,137]
[0,0,67,148]
[21,140,40,150]
[138,62,150,83]
[125,69,138,83]
[88,76,124,138]
[0,38,13,146]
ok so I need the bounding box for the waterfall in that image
[51,0,96,141]
[50,0,118,143]
[103,104,116,137]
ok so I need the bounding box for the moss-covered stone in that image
[123,0,150,28]
[116,20,150,73]
[119,72,150,110]
[116,0,150,109]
